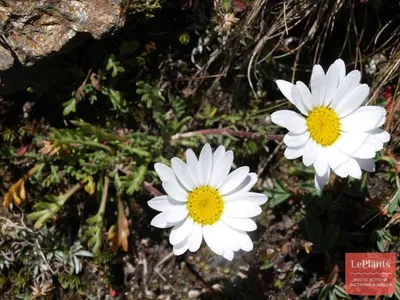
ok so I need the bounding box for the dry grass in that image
[188,0,400,116]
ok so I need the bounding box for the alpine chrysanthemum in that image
[148,144,268,260]
[271,59,390,189]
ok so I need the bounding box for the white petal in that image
[283,131,310,148]
[355,158,375,172]
[365,135,384,151]
[171,158,196,191]
[295,81,314,111]
[173,237,189,256]
[303,139,318,166]
[291,84,310,115]
[334,59,346,83]
[169,217,194,245]
[188,223,203,252]
[224,192,268,205]
[335,132,369,157]
[336,132,382,160]
[224,201,262,218]
[271,110,307,134]
[347,158,362,179]
[325,146,349,178]
[276,79,294,103]
[214,221,240,251]
[310,64,326,106]
[224,173,257,196]
[164,206,188,223]
[327,146,349,171]
[222,249,234,261]
[367,128,390,143]
[313,146,329,176]
[222,216,257,231]
[209,150,234,189]
[154,163,174,182]
[341,106,386,132]
[150,212,178,229]
[335,84,370,117]
[186,149,202,187]
[148,195,169,211]
[330,70,361,110]
[162,181,188,202]
[324,63,340,106]
[232,230,253,251]
[148,195,182,212]
[198,144,213,185]
[212,145,226,162]
[334,163,348,178]
[314,168,330,190]
[218,166,250,195]
[203,225,223,255]
[284,146,305,159]
[350,144,377,159]
[209,145,226,185]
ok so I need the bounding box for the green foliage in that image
[118,165,147,196]
[106,54,125,78]
[28,184,82,229]
[371,228,393,252]
[136,81,165,109]
[1,128,16,143]
[59,274,82,291]
[130,0,164,18]
[62,53,134,116]
[54,242,94,275]
[384,189,400,217]
[302,194,340,217]
[265,179,292,207]
[221,0,232,12]
[318,284,350,300]
[84,212,104,255]
[179,32,191,45]
[83,178,106,254]
[305,219,340,254]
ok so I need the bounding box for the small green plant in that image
[318,283,350,300]
[54,241,94,275]
[265,179,292,207]
[28,183,82,229]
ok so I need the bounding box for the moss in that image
[130,0,164,18]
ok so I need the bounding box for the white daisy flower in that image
[271,59,390,189]
[148,144,268,260]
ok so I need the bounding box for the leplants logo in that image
[345,253,396,295]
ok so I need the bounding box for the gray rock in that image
[0,0,128,93]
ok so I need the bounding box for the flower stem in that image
[99,175,109,215]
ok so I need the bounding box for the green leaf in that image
[305,219,324,252]
[333,285,350,298]
[221,0,232,12]
[323,224,340,251]
[74,250,94,257]
[387,189,400,215]
[119,41,140,60]
[265,179,291,207]
[318,284,331,300]
[328,289,338,300]
[62,99,77,116]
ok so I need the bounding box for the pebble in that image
[188,290,201,299]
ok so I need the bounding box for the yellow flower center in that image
[186,186,224,225]
[306,107,340,147]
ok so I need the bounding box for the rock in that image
[0,0,128,94]
[188,290,201,299]
[0,0,126,67]
[0,45,14,71]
